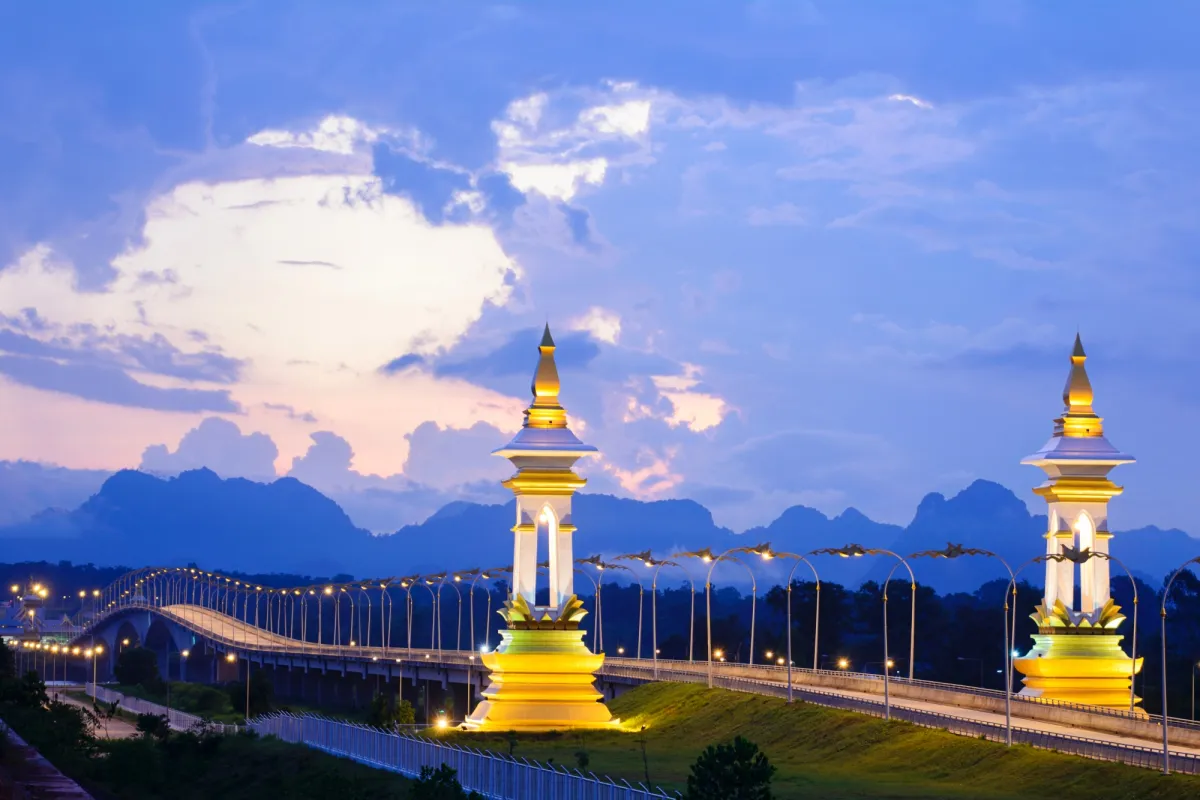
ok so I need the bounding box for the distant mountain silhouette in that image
[741,505,902,586]
[0,469,1196,589]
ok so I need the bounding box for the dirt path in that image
[50,690,139,740]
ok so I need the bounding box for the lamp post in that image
[912,544,1015,745]
[682,544,771,688]
[1159,555,1200,774]
[602,562,643,659]
[573,567,601,651]
[814,544,915,721]
[617,551,697,676]
[576,555,609,651]
[773,549,820,704]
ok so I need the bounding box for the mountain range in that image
[0,466,1195,592]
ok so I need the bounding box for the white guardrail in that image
[85,684,241,735]
[250,713,680,800]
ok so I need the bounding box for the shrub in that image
[411,763,484,799]
[684,735,775,800]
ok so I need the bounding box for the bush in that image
[135,713,170,742]
[411,764,483,799]
[684,735,775,800]
[367,693,416,728]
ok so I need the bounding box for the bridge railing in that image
[78,601,1200,739]
[250,712,680,799]
[86,683,241,735]
[601,663,1200,775]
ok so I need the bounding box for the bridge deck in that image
[78,602,1200,767]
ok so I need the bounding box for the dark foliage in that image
[114,646,162,690]
[685,735,775,800]
[411,764,483,799]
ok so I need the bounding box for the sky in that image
[1,1,1199,534]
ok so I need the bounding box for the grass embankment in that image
[435,682,1200,799]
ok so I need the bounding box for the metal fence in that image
[620,665,1200,775]
[85,683,241,735]
[250,713,680,799]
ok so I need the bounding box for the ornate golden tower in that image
[1013,335,1143,711]
[464,325,616,731]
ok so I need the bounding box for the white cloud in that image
[888,93,933,110]
[0,117,529,476]
[570,306,622,344]
[604,447,682,497]
[493,84,657,202]
[650,364,728,432]
[247,114,412,156]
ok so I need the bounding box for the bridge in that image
[44,565,1200,774]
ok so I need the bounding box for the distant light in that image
[435,716,449,730]
[181,649,190,658]
[226,653,236,663]
[776,657,785,666]
[1011,650,1020,658]
[765,650,774,659]
[837,658,850,670]
[480,645,489,654]
[617,646,625,655]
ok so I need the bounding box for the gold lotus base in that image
[463,628,617,732]
[1014,632,1144,713]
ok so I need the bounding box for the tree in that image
[411,764,483,799]
[114,646,161,689]
[135,712,170,742]
[226,668,274,717]
[367,692,411,729]
[0,638,14,681]
[685,736,775,800]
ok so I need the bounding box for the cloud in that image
[569,307,622,344]
[248,114,414,156]
[140,417,278,480]
[262,402,317,423]
[434,327,601,380]
[604,447,683,498]
[0,356,239,412]
[402,421,510,489]
[493,84,655,202]
[626,364,728,433]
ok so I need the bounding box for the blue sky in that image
[1,1,1199,533]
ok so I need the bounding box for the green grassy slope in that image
[436,682,1200,799]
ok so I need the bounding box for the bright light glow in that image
[95,645,104,654]
[886,659,895,669]
[765,650,774,659]
[701,555,712,563]
[226,653,236,663]
[349,640,356,646]
[837,658,850,669]
[776,657,785,666]
[9,585,16,593]
[93,590,100,597]
[181,649,190,658]
[324,587,333,595]
[435,717,449,730]
[712,649,724,659]
[85,649,93,657]
[122,638,130,646]
[617,647,625,655]
[480,645,490,654]
[78,590,85,598]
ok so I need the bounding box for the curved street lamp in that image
[768,548,820,704]
[813,544,915,721]
[601,562,643,658]
[617,551,697,675]
[912,543,1015,743]
[1159,555,1200,774]
[680,544,771,688]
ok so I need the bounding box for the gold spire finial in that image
[524,325,568,429]
[1054,334,1102,438]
